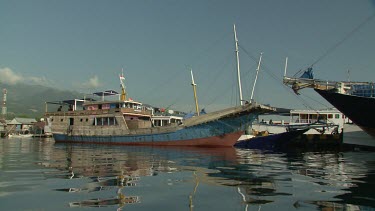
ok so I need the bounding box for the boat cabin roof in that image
[93,90,119,96]
[290,108,341,115]
[46,99,94,106]
[83,100,143,106]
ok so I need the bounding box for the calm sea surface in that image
[0,138,374,211]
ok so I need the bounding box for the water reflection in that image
[37,143,240,210]
[0,138,374,210]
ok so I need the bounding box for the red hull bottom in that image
[55,131,244,147]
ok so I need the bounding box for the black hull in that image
[315,89,375,137]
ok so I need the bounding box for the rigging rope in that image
[239,44,332,112]
[311,12,375,67]
[294,12,375,76]
[291,12,375,77]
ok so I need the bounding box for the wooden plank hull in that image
[52,111,259,147]
[53,130,243,147]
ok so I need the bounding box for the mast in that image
[250,52,263,102]
[283,57,288,77]
[190,69,200,116]
[233,24,244,106]
[119,69,126,101]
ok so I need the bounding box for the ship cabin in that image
[290,108,344,130]
[45,90,153,130]
[151,115,183,127]
[83,100,152,129]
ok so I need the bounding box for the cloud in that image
[82,75,102,89]
[28,76,54,86]
[0,67,22,85]
[0,67,102,90]
[0,67,56,87]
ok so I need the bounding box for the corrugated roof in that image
[7,118,37,125]
[7,119,20,125]
[16,118,37,124]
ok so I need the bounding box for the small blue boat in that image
[234,128,309,150]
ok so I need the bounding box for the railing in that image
[46,108,152,117]
[283,76,374,95]
[53,124,177,136]
[283,76,338,92]
[294,119,319,124]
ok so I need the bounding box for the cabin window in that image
[87,105,98,110]
[102,104,110,110]
[109,117,117,125]
[80,119,83,122]
[93,117,118,126]
[154,120,161,127]
[86,118,88,122]
[300,114,308,123]
[60,119,64,122]
[317,114,326,121]
[103,117,108,125]
[335,114,340,119]
[97,117,103,125]
[328,114,333,119]
[310,114,317,121]
[51,118,54,122]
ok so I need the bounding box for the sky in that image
[1,0,375,113]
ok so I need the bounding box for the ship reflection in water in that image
[0,138,374,210]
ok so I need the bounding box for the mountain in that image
[0,83,82,119]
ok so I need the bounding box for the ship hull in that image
[234,128,308,150]
[343,123,375,148]
[53,130,243,147]
[315,89,375,138]
[52,112,258,147]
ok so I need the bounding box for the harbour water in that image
[0,138,374,210]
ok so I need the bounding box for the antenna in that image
[2,89,7,119]
[347,69,351,82]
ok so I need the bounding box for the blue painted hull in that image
[53,112,258,147]
[234,129,308,150]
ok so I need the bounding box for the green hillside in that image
[1,83,82,119]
